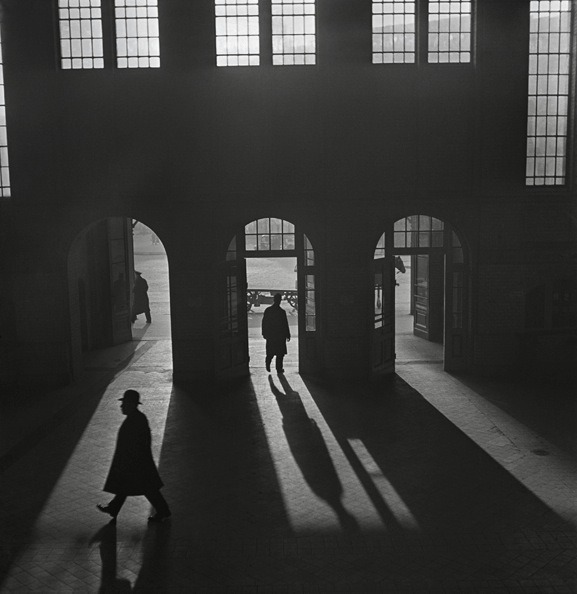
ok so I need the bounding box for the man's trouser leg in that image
[107,494,127,517]
[276,355,284,372]
[145,490,171,517]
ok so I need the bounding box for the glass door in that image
[216,235,249,380]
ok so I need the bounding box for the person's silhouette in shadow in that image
[89,522,132,593]
[262,293,291,373]
[96,390,171,523]
[270,376,359,533]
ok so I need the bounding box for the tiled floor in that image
[0,335,576,592]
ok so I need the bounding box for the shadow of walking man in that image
[89,522,132,593]
[269,375,359,533]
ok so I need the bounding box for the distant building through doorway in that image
[247,257,298,370]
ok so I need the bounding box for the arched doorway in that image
[217,217,318,379]
[67,217,171,379]
[131,221,171,342]
[372,215,468,377]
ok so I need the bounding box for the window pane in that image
[526,1,572,186]
[245,218,298,252]
[0,26,9,196]
[215,0,260,67]
[428,0,472,63]
[372,1,416,64]
[58,0,104,69]
[272,0,316,66]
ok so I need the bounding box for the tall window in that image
[372,0,416,64]
[526,1,573,186]
[58,0,104,69]
[115,0,160,68]
[272,0,316,65]
[428,1,472,63]
[373,1,472,65]
[215,0,260,67]
[0,25,10,197]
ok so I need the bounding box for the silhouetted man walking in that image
[262,293,291,373]
[97,390,170,522]
[132,271,151,323]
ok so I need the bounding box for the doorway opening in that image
[218,217,318,380]
[372,215,467,378]
[67,218,171,380]
[394,253,444,364]
[246,256,298,370]
[131,221,171,343]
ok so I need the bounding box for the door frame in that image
[371,216,470,377]
[216,219,320,379]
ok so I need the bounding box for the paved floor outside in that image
[0,329,576,592]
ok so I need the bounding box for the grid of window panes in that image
[0,28,10,197]
[224,275,239,334]
[305,274,316,330]
[372,1,416,64]
[303,235,316,330]
[428,1,472,63]
[115,0,160,68]
[374,272,384,328]
[304,234,315,265]
[245,218,295,251]
[272,0,316,66]
[58,0,104,69]
[526,1,572,186]
[394,215,444,248]
[215,0,260,67]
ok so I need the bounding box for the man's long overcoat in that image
[262,303,291,356]
[132,275,150,316]
[103,409,163,496]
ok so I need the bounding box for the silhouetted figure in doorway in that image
[97,390,171,523]
[262,293,291,373]
[132,271,151,323]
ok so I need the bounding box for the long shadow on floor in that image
[0,342,154,587]
[270,374,359,534]
[153,380,293,540]
[129,374,576,590]
[301,374,572,536]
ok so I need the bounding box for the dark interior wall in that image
[0,0,575,383]
[1,0,534,218]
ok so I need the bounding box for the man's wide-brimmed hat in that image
[119,390,141,405]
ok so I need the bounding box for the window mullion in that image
[259,0,272,65]
[417,0,429,65]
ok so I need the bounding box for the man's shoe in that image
[265,362,270,372]
[96,504,117,519]
[148,513,171,523]
[277,369,284,374]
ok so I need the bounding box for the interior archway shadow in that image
[299,375,575,564]
[150,381,293,541]
[270,374,359,534]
